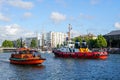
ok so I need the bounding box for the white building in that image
[46,31,67,48]
[25,35,42,48]
[25,31,67,48]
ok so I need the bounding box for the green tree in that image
[72,37,82,43]
[16,39,21,48]
[57,44,60,48]
[63,41,67,46]
[2,40,13,47]
[95,35,107,48]
[88,39,96,48]
[30,39,37,48]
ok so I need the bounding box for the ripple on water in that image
[0,53,120,80]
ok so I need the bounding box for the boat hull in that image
[53,50,108,59]
[9,58,46,65]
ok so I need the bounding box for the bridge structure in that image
[0,47,17,52]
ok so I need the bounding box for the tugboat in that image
[52,24,108,59]
[52,40,108,59]
[9,38,46,65]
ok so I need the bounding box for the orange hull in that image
[10,58,46,65]
[9,47,46,65]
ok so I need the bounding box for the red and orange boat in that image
[53,40,108,60]
[9,48,46,65]
[53,48,108,59]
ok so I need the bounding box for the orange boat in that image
[9,48,46,65]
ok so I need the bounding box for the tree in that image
[16,39,21,48]
[88,39,96,48]
[95,35,107,48]
[2,40,13,47]
[30,39,37,48]
[57,44,60,48]
[63,41,67,46]
[72,37,82,43]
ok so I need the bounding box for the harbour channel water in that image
[0,52,120,80]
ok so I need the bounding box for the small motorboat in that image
[9,48,46,65]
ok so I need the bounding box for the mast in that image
[68,24,72,41]
[20,37,23,48]
[36,31,39,49]
[42,33,44,51]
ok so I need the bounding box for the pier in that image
[0,47,17,52]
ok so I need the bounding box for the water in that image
[0,52,120,80]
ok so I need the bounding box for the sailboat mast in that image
[36,31,39,49]
[20,37,23,48]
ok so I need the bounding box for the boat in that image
[9,47,46,65]
[52,24,108,59]
[52,40,108,60]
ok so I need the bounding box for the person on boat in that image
[68,46,75,52]
[26,49,30,54]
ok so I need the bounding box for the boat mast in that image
[20,37,23,48]
[36,31,39,49]
[68,24,72,41]
[42,32,44,51]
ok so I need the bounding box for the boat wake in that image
[0,59,10,63]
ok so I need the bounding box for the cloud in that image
[114,22,120,29]
[50,12,66,23]
[0,24,35,43]
[90,0,100,5]
[7,0,34,9]
[23,12,32,18]
[79,13,94,20]
[0,13,10,22]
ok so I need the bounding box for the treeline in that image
[1,39,37,48]
[72,34,107,48]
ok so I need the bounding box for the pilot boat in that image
[9,48,46,65]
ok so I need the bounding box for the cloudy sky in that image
[0,0,120,44]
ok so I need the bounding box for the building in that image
[104,30,120,48]
[46,31,67,48]
[25,36,42,48]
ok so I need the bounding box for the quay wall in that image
[0,47,17,52]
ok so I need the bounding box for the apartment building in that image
[46,31,67,48]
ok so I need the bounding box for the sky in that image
[0,0,120,44]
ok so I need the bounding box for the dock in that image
[0,47,17,52]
